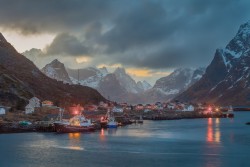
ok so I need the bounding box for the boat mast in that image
[77,69,80,85]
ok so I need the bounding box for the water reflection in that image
[67,133,83,150]
[206,118,221,143]
[107,128,117,135]
[69,133,81,140]
[99,128,106,141]
[204,118,222,167]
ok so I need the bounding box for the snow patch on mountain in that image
[137,81,152,91]
[154,67,205,94]
[41,59,72,84]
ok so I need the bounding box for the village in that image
[0,96,233,125]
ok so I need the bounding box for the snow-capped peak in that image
[99,67,109,75]
[41,59,72,84]
[225,21,250,59]
[153,67,205,95]
[137,80,152,91]
[237,20,250,37]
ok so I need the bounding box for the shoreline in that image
[0,111,234,134]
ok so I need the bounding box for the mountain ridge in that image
[176,21,250,105]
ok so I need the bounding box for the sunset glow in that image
[1,30,54,53]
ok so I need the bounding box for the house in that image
[183,105,195,112]
[144,109,152,113]
[145,104,153,110]
[0,107,6,115]
[25,103,35,114]
[25,97,41,114]
[167,103,175,110]
[136,104,144,110]
[112,106,123,113]
[29,97,41,107]
[124,106,132,111]
[154,102,163,110]
[42,100,54,107]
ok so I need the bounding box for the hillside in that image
[0,33,106,110]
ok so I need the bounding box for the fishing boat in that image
[106,109,118,128]
[54,108,95,133]
[137,115,143,124]
[222,105,234,118]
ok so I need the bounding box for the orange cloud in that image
[127,68,171,77]
[75,56,91,63]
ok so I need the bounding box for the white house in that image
[144,109,152,113]
[0,107,6,115]
[29,97,40,107]
[25,97,41,114]
[167,103,175,110]
[112,106,123,113]
[183,105,195,112]
[25,104,35,114]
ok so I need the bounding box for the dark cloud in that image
[94,0,250,69]
[0,0,116,34]
[1,0,250,69]
[99,1,179,53]
[45,33,89,56]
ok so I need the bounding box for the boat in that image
[54,108,95,133]
[106,109,118,128]
[222,106,234,118]
[137,115,143,124]
[100,117,108,128]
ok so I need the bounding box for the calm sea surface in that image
[0,112,250,167]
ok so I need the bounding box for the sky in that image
[0,0,250,85]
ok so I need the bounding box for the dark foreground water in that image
[0,112,250,167]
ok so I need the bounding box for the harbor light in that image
[74,110,79,115]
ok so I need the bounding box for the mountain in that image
[154,68,205,96]
[98,73,128,102]
[41,59,72,84]
[67,67,143,102]
[0,64,32,109]
[136,81,152,91]
[113,67,142,93]
[137,67,205,103]
[41,59,204,103]
[176,21,250,105]
[0,33,106,110]
[67,67,108,88]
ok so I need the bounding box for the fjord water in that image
[0,112,250,167]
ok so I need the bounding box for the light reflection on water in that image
[67,133,84,150]
[205,118,222,167]
[206,118,221,143]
